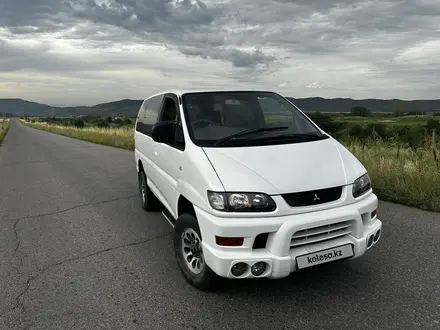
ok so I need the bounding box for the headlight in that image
[207,191,276,212]
[352,173,372,198]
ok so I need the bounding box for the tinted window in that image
[158,95,185,150]
[181,91,325,147]
[175,122,185,149]
[137,100,147,119]
[135,101,148,133]
[137,94,164,136]
[160,97,178,122]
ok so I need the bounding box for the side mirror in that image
[151,122,175,144]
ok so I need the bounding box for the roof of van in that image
[144,89,278,100]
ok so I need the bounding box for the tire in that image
[138,170,160,211]
[173,213,216,291]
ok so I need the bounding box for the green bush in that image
[113,118,124,126]
[348,124,365,138]
[313,119,347,138]
[364,122,389,139]
[426,119,440,131]
[74,119,85,128]
[350,106,372,117]
[96,119,109,128]
[405,127,424,149]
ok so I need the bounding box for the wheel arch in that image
[177,195,196,217]
[137,159,144,173]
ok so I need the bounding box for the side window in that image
[159,95,185,150]
[143,94,164,135]
[137,100,147,119]
[160,97,178,123]
[135,100,148,133]
[174,119,185,150]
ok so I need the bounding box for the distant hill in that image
[285,97,440,113]
[0,98,142,118]
[88,99,143,117]
[0,99,55,117]
[0,99,94,117]
[1,96,440,117]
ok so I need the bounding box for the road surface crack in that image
[8,193,139,223]
[1,193,141,319]
[40,231,172,271]
[0,231,171,319]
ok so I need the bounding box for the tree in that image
[350,106,372,117]
[393,105,404,117]
[113,118,123,126]
[74,119,85,128]
[96,119,109,128]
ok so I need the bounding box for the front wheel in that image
[173,213,216,290]
[138,171,160,211]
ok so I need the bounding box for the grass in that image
[22,120,134,150]
[345,140,440,212]
[0,119,10,143]
[334,115,440,126]
[23,120,440,212]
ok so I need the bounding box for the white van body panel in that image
[134,94,224,218]
[202,136,366,195]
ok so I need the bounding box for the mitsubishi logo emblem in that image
[313,193,320,201]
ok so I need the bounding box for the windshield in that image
[181,91,326,147]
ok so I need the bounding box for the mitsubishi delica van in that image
[134,90,382,290]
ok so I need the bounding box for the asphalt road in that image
[0,121,439,330]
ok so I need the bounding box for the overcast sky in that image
[1,0,439,106]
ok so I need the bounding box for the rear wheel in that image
[173,213,216,290]
[138,170,160,211]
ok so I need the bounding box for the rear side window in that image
[135,101,148,133]
[136,94,164,136]
[136,101,147,120]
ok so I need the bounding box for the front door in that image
[153,93,186,218]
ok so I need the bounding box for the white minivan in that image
[134,90,382,290]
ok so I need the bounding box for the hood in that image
[203,137,366,195]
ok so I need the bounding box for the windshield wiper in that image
[213,126,289,146]
[254,132,327,142]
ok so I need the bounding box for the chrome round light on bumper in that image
[251,262,267,276]
[374,229,381,242]
[231,263,248,277]
[367,235,374,248]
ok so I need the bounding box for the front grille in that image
[290,220,353,248]
[282,186,342,207]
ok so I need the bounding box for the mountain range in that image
[1,96,440,118]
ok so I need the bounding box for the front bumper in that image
[195,193,382,279]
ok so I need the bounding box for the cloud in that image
[1,0,440,105]
[307,82,322,89]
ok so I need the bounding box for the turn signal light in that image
[215,236,244,246]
